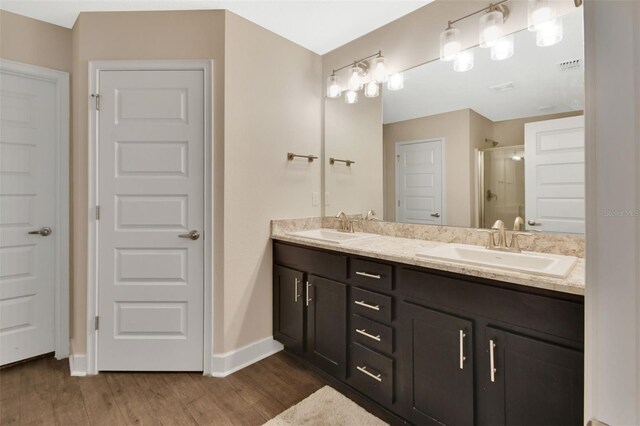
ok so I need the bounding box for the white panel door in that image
[0,71,57,365]
[525,115,585,234]
[396,139,443,225]
[98,70,204,371]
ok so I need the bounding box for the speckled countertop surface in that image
[271,229,585,296]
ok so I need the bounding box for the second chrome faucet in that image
[479,217,532,253]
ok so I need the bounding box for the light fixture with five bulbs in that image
[326,51,403,103]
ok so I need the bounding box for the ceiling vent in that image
[558,59,582,72]
[488,81,515,93]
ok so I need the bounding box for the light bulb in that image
[440,27,461,62]
[453,50,474,72]
[491,35,514,60]
[364,81,380,98]
[371,56,387,83]
[326,75,341,98]
[347,65,364,91]
[479,10,504,48]
[387,73,404,91]
[528,0,555,31]
[536,18,563,47]
[345,90,358,104]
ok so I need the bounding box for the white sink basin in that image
[286,229,378,244]
[416,243,578,278]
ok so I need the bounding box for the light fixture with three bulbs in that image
[326,51,404,103]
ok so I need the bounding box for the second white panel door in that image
[98,70,204,371]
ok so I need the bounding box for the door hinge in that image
[95,316,100,331]
[95,205,100,220]
[91,94,100,111]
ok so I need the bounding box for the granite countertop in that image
[271,230,585,296]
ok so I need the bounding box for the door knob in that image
[178,230,200,240]
[431,213,441,218]
[527,220,541,226]
[28,227,52,237]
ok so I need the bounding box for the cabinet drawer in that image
[274,241,347,281]
[349,258,393,292]
[351,343,393,406]
[351,287,393,323]
[352,314,394,354]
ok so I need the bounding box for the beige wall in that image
[70,10,226,354]
[325,95,383,218]
[383,109,473,226]
[223,12,322,352]
[492,111,583,147]
[0,10,72,72]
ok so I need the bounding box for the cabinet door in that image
[398,301,474,425]
[481,327,583,426]
[307,275,347,379]
[273,265,304,353]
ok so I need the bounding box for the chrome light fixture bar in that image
[326,50,403,102]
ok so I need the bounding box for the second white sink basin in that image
[416,243,578,278]
[287,229,378,244]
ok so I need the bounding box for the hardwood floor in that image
[0,351,400,425]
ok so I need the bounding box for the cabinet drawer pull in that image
[459,329,466,370]
[294,278,299,303]
[489,339,496,383]
[306,281,312,306]
[355,328,381,342]
[355,271,382,280]
[354,300,380,311]
[356,365,382,382]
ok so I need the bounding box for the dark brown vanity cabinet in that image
[273,241,584,425]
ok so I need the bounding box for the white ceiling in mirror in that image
[383,9,584,124]
[0,0,432,55]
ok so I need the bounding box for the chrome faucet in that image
[513,216,525,231]
[365,210,380,221]
[492,220,507,249]
[335,211,354,233]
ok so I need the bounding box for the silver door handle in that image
[28,227,52,236]
[356,365,382,382]
[527,220,541,226]
[306,281,312,306]
[356,328,381,342]
[178,230,200,240]
[431,213,440,218]
[354,300,380,311]
[294,278,300,303]
[355,271,381,280]
[489,339,496,383]
[459,330,466,370]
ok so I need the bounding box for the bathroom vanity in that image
[272,229,584,426]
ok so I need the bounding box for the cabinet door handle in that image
[459,329,466,370]
[354,300,380,311]
[355,328,381,342]
[489,339,496,383]
[306,281,312,306]
[355,271,381,280]
[356,365,382,382]
[294,278,299,303]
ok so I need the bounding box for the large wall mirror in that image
[324,8,584,234]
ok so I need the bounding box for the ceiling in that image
[0,0,432,55]
[383,8,585,123]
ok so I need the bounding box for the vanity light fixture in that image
[453,50,474,72]
[327,73,341,98]
[326,50,403,103]
[479,8,505,48]
[440,27,462,61]
[364,81,380,98]
[491,34,514,60]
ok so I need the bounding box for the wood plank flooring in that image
[0,351,399,425]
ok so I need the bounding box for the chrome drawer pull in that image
[355,328,381,342]
[356,365,382,382]
[306,281,312,307]
[459,329,466,370]
[355,271,381,280]
[489,339,496,383]
[354,300,380,311]
[294,278,299,303]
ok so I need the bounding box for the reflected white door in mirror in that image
[396,139,443,225]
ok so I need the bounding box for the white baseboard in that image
[211,337,284,377]
[69,354,88,376]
